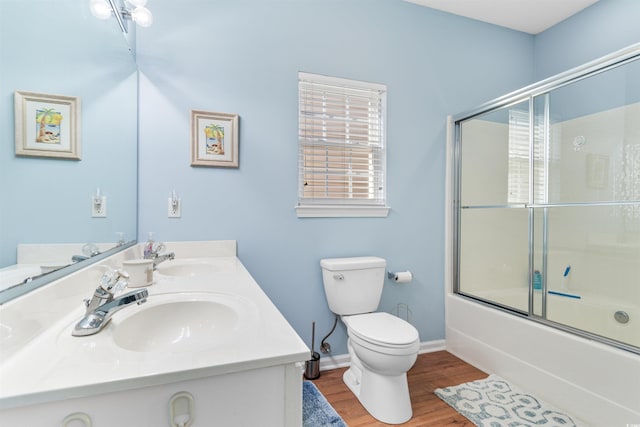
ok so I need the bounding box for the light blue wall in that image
[534,0,640,80]
[532,0,640,142]
[136,0,534,355]
[0,0,138,267]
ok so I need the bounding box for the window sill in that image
[295,205,390,218]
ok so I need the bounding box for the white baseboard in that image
[419,339,446,354]
[318,339,446,372]
[319,353,350,371]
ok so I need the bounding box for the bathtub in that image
[444,109,640,425]
[446,291,640,426]
[469,287,639,349]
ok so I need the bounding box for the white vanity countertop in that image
[0,264,42,292]
[0,247,309,410]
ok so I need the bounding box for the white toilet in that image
[320,256,420,424]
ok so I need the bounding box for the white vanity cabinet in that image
[0,241,309,427]
[1,364,303,427]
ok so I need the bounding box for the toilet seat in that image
[343,312,419,350]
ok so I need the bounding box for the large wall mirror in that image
[0,0,138,302]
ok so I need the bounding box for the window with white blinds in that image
[296,72,389,217]
[508,109,547,204]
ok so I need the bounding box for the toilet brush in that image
[304,321,320,379]
[311,321,315,358]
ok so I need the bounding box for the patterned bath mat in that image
[303,380,348,427]
[435,375,587,426]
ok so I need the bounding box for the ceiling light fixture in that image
[89,0,153,33]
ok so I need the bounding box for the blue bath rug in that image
[303,380,348,427]
[435,375,588,427]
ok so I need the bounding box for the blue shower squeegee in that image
[548,290,581,299]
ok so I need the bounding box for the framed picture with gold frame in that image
[14,91,81,160]
[190,109,239,168]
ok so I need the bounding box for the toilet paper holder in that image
[387,270,413,282]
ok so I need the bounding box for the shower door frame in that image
[450,42,640,356]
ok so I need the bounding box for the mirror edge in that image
[0,241,137,305]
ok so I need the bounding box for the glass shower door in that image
[454,48,640,353]
[530,58,640,349]
[457,101,531,313]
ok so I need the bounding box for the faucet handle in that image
[111,277,129,294]
[82,242,100,257]
[153,242,166,255]
[99,268,130,292]
[143,241,165,259]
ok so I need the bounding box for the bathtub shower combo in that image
[451,44,640,355]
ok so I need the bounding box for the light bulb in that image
[90,0,112,20]
[131,6,153,27]
[127,0,148,7]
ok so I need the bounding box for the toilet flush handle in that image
[333,273,344,280]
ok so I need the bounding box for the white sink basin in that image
[155,259,231,277]
[111,292,257,352]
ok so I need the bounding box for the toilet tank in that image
[320,257,386,315]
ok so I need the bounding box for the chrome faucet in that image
[71,243,101,263]
[143,241,175,268]
[72,268,148,336]
[149,252,175,268]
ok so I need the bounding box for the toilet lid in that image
[344,312,419,346]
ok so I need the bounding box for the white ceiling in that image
[404,0,600,34]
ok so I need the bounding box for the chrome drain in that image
[614,310,630,324]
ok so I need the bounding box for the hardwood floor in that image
[310,351,487,426]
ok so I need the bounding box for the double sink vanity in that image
[0,240,309,426]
